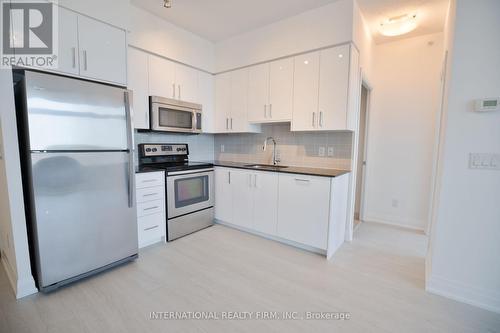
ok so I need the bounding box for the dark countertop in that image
[211,160,350,178]
[135,166,165,174]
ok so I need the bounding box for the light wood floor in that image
[1,222,499,333]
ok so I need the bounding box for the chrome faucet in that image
[263,137,280,165]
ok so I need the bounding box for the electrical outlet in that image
[469,153,500,170]
[392,199,399,208]
[220,144,225,153]
[327,147,335,157]
[318,146,326,157]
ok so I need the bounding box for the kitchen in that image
[0,0,499,332]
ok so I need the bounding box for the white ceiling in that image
[357,0,449,44]
[131,0,449,44]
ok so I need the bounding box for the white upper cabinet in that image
[292,51,320,131]
[174,64,198,103]
[77,15,127,85]
[268,58,294,122]
[148,55,175,99]
[247,63,270,123]
[215,70,261,133]
[318,45,350,130]
[128,48,149,130]
[57,7,79,75]
[198,71,215,133]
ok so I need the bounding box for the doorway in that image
[354,83,370,230]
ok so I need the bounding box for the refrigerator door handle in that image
[124,90,135,208]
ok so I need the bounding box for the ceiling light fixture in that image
[379,14,417,37]
[163,0,172,8]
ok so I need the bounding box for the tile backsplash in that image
[134,131,215,164]
[214,124,352,170]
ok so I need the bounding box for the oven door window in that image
[159,108,193,129]
[174,175,209,208]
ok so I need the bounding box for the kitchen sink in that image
[244,164,289,169]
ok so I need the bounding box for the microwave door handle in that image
[193,111,197,131]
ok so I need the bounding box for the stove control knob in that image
[145,148,152,152]
[177,148,182,152]
[152,148,158,152]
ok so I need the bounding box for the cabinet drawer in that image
[137,214,165,248]
[137,200,164,217]
[136,172,164,189]
[136,186,164,203]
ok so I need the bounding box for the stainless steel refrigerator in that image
[14,70,138,292]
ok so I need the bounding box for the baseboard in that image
[363,214,426,233]
[1,255,38,299]
[427,274,500,314]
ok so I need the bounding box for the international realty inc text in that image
[149,311,351,321]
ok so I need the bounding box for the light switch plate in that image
[220,144,225,153]
[327,147,335,157]
[469,153,500,170]
[318,147,325,157]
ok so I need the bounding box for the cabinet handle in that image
[71,47,76,68]
[178,84,181,99]
[228,171,231,184]
[226,118,229,130]
[254,174,257,188]
[264,104,267,118]
[141,179,156,183]
[142,193,157,197]
[230,118,233,130]
[143,206,159,211]
[172,83,176,98]
[294,178,310,183]
[248,174,252,187]
[144,225,159,231]
[82,50,88,71]
[319,111,324,127]
[269,104,272,118]
[312,112,316,127]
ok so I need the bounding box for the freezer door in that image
[30,151,138,288]
[25,71,128,151]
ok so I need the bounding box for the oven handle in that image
[167,168,214,176]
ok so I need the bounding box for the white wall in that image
[363,33,444,231]
[128,5,215,72]
[352,0,374,84]
[0,69,38,298]
[426,0,500,314]
[215,0,354,72]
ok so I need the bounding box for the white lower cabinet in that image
[276,174,331,250]
[214,167,349,257]
[135,172,166,248]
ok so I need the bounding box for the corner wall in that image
[426,0,500,313]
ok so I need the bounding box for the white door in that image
[148,55,175,99]
[318,45,350,130]
[215,72,231,133]
[77,15,127,85]
[57,7,79,75]
[128,48,149,129]
[269,58,294,121]
[230,68,249,132]
[247,63,270,122]
[198,71,215,133]
[231,170,254,229]
[252,171,279,236]
[175,64,198,102]
[292,51,320,131]
[277,174,330,249]
[214,168,233,223]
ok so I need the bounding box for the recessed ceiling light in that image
[379,14,417,37]
[163,0,172,8]
[304,60,309,65]
[338,54,343,58]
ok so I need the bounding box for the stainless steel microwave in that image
[150,96,202,133]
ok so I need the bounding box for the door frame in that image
[358,80,373,222]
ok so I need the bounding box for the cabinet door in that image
[231,169,254,229]
[277,174,330,249]
[175,64,198,102]
[247,63,269,123]
[229,68,249,132]
[215,168,233,222]
[128,48,150,129]
[252,171,278,236]
[148,55,175,99]
[319,45,350,130]
[291,51,320,131]
[57,7,79,75]
[269,58,294,121]
[198,71,215,133]
[77,15,127,85]
[215,72,231,133]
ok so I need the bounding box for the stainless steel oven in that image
[166,168,214,240]
[150,96,202,133]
